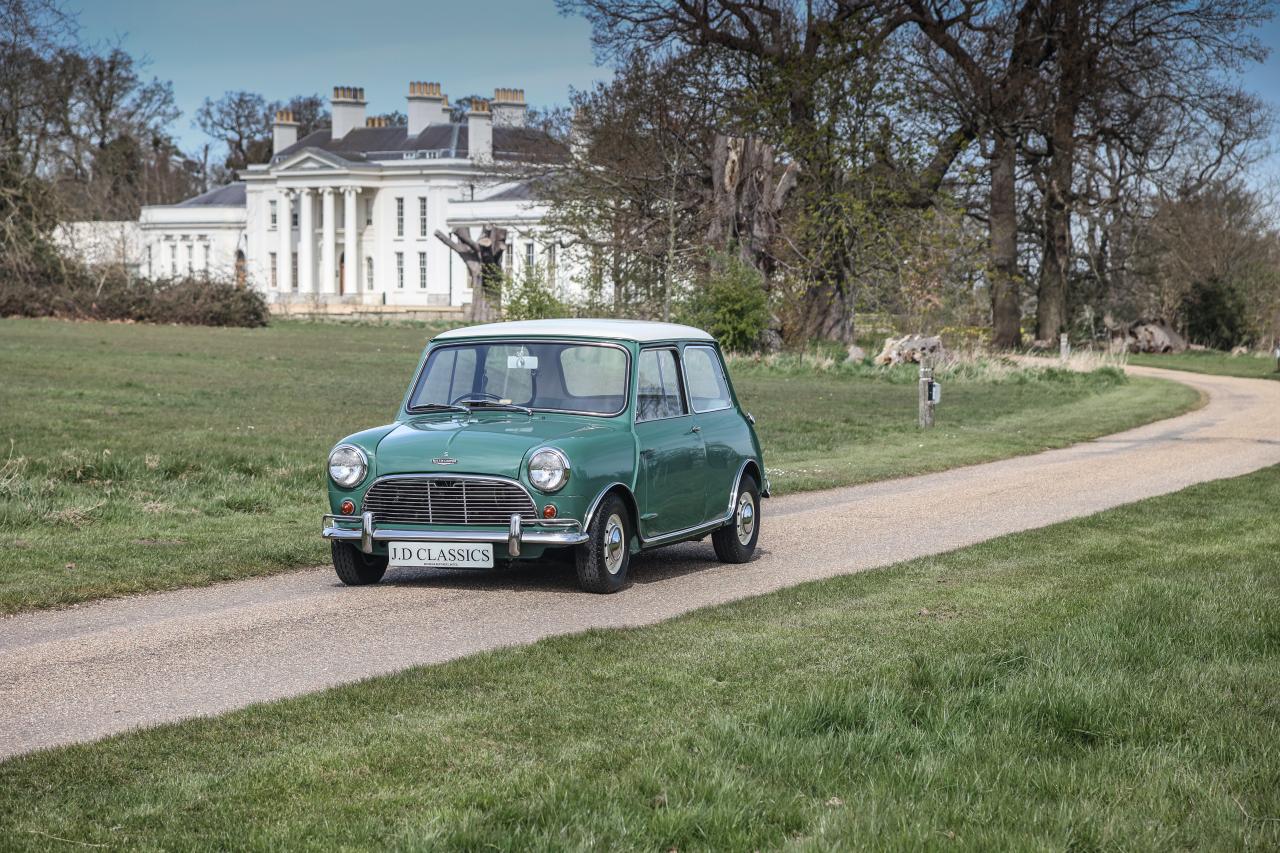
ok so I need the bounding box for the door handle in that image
[690,425,701,434]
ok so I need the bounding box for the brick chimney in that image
[468,98,492,162]
[407,81,445,136]
[491,87,526,128]
[272,109,299,156]
[330,86,366,140]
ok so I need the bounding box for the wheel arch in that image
[583,482,641,541]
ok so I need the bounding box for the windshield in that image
[408,341,630,416]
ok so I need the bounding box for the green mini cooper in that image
[322,319,768,593]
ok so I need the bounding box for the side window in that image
[684,346,733,413]
[636,349,686,422]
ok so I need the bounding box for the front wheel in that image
[712,476,760,563]
[575,494,631,593]
[331,541,388,586]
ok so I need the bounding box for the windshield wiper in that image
[457,398,534,416]
[408,402,471,415]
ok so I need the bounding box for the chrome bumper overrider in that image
[321,511,588,556]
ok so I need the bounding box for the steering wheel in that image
[450,391,504,405]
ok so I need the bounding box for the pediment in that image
[272,148,362,174]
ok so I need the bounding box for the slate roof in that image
[272,124,563,164]
[175,182,247,207]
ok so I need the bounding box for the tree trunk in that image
[989,132,1022,349]
[1037,0,1084,342]
[1036,114,1073,340]
[799,278,856,344]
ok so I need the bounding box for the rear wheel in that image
[331,541,388,586]
[575,494,631,593]
[712,475,760,563]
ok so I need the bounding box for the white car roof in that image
[433,318,716,343]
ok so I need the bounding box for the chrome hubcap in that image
[736,493,756,546]
[604,513,625,574]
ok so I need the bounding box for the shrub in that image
[677,255,771,351]
[501,266,568,321]
[0,267,269,327]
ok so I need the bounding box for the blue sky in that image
[77,0,1279,182]
[73,0,606,149]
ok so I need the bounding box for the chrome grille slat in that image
[363,476,536,526]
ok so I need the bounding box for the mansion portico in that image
[113,82,571,315]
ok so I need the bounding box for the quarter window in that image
[683,346,733,413]
[636,349,686,422]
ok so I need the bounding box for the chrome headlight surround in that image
[527,447,570,493]
[328,444,368,489]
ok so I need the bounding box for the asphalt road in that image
[2,365,1278,761]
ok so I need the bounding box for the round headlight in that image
[328,444,368,489]
[528,448,570,493]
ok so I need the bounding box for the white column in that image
[320,187,336,296]
[297,188,314,293]
[278,189,293,292]
[343,187,358,296]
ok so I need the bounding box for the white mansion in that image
[69,83,571,315]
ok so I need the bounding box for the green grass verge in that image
[1129,349,1280,380]
[0,319,1199,614]
[2,467,1277,849]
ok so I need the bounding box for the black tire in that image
[331,541,388,586]
[575,494,632,593]
[712,475,760,563]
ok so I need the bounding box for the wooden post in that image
[1060,332,1070,360]
[918,363,935,429]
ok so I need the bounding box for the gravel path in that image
[2,365,1277,761]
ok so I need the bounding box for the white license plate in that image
[388,542,494,569]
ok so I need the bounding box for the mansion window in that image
[270,252,278,288]
[291,253,298,290]
[201,243,209,273]
[186,244,194,275]
[365,199,373,227]
[366,257,374,290]
[145,245,152,278]
[525,242,535,269]
[291,203,298,228]
[396,251,404,288]
[395,198,404,237]
[269,200,277,229]
[546,244,556,284]
[418,251,427,289]
[169,244,177,276]
[418,197,427,237]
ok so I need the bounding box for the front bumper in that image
[322,511,589,557]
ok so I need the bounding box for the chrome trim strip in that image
[639,511,734,547]
[583,481,629,532]
[728,459,754,519]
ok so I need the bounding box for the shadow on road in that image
[376,539,749,594]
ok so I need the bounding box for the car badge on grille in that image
[432,456,458,465]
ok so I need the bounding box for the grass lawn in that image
[0,318,1199,614]
[2,467,1276,850]
[1129,348,1280,380]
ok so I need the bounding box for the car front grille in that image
[362,476,537,526]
